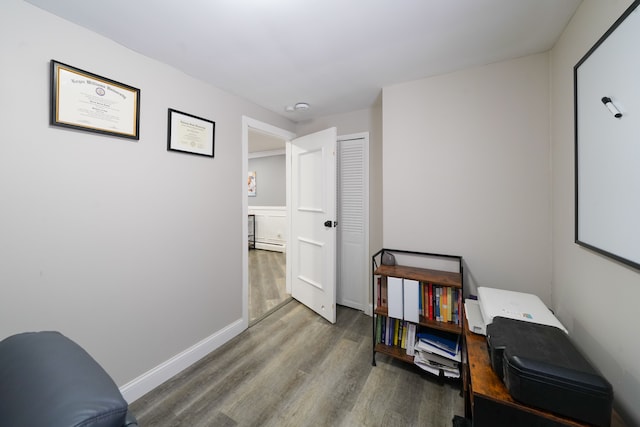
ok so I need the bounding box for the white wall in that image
[248,154,286,206]
[0,0,294,396]
[296,107,378,137]
[550,0,639,424]
[383,53,552,301]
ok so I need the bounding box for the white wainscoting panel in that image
[248,206,287,252]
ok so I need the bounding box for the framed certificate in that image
[50,60,140,140]
[167,109,215,158]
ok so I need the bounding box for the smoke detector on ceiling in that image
[285,102,310,113]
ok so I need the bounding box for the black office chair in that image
[0,331,137,427]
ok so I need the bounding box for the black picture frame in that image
[167,109,215,158]
[50,60,140,140]
[574,0,640,270]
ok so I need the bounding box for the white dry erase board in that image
[574,0,640,270]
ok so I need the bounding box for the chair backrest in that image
[0,331,135,427]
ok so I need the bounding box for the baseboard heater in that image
[255,240,286,253]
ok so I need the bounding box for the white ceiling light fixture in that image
[285,102,310,113]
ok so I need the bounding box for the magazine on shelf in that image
[414,339,461,363]
[415,348,459,369]
[414,350,460,378]
[416,329,460,356]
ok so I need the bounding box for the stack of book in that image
[376,316,417,353]
[376,315,461,378]
[413,329,461,378]
[376,278,463,326]
[419,282,463,325]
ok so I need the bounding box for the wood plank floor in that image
[130,301,464,426]
[249,249,289,324]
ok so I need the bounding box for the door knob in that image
[324,220,333,228]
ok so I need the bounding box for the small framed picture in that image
[248,171,257,196]
[167,108,215,157]
[50,60,140,139]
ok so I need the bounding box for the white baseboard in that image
[255,241,286,253]
[365,303,373,316]
[119,318,245,403]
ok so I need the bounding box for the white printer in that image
[465,287,567,335]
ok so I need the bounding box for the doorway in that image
[248,129,290,323]
[242,117,296,327]
[242,118,370,328]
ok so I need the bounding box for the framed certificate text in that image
[167,109,215,158]
[50,60,140,140]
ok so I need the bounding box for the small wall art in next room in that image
[248,171,256,197]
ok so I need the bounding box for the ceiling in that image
[26,0,581,123]
[248,128,287,153]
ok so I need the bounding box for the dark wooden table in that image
[463,316,625,426]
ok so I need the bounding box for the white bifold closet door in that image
[337,134,369,312]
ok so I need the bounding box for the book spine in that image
[386,316,392,345]
[421,284,424,318]
[381,277,388,308]
[428,283,433,320]
[406,323,416,356]
[393,319,399,346]
[457,288,462,325]
[447,287,452,323]
[442,286,448,322]
[452,290,458,325]
[424,283,428,318]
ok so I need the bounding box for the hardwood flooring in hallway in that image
[249,249,289,324]
[130,301,465,427]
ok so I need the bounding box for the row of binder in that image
[387,276,420,322]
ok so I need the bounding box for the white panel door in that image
[291,128,337,323]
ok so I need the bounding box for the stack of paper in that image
[414,347,460,378]
[413,330,461,378]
